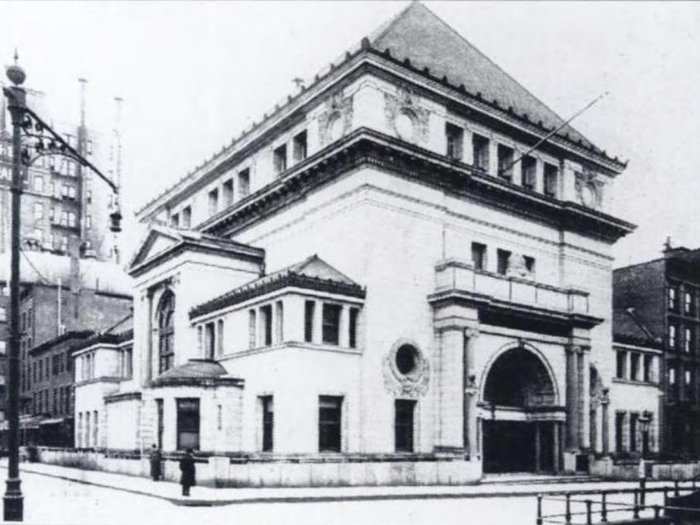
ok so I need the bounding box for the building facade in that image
[77,3,635,484]
[0,82,121,262]
[614,243,700,457]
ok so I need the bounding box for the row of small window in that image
[76,410,100,448]
[614,411,653,455]
[667,323,699,353]
[471,242,536,276]
[258,395,417,454]
[615,350,657,383]
[29,351,72,386]
[31,385,72,416]
[170,130,309,228]
[30,203,91,228]
[445,123,559,197]
[26,231,81,253]
[667,363,697,402]
[668,284,698,317]
[76,348,133,382]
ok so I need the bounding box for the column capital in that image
[464,327,480,339]
[566,344,590,355]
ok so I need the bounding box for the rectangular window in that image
[34,176,44,193]
[524,256,536,275]
[668,324,677,350]
[616,351,626,379]
[273,144,287,174]
[176,398,200,450]
[170,213,179,228]
[668,365,677,398]
[304,301,315,343]
[684,290,694,316]
[274,301,283,344]
[471,242,487,271]
[248,309,257,349]
[205,322,215,359]
[260,304,273,346]
[521,156,536,191]
[238,169,250,199]
[208,188,219,216]
[685,327,693,353]
[293,130,308,162]
[629,413,638,452]
[630,353,640,381]
[217,319,224,356]
[93,410,98,446]
[685,369,694,400]
[261,395,273,452]
[318,396,342,452]
[181,206,192,229]
[86,214,92,229]
[156,399,164,449]
[643,355,653,383]
[349,308,359,349]
[223,179,234,207]
[497,144,514,182]
[394,399,416,452]
[668,286,678,311]
[33,203,43,220]
[123,346,133,378]
[322,303,342,345]
[544,163,558,198]
[472,134,490,171]
[445,123,464,161]
[496,249,511,276]
[615,412,625,453]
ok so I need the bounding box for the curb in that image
[2,465,663,508]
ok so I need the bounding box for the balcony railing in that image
[434,259,590,316]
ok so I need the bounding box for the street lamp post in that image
[2,53,121,522]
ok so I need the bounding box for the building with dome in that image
[72,2,640,485]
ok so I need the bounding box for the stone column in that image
[464,328,480,459]
[435,327,465,451]
[534,157,544,193]
[580,349,591,449]
[312,300,323,344]
[145,289,154,384]
[565,346,579,450]
[553,422,561,473]
[339,305,349,348]
[534,422,541,472]
[601,389,610,455]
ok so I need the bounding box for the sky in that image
[1,1,699,268]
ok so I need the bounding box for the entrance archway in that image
[481,346,561,473]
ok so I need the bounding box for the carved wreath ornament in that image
[318,92,354,146]
[382,340,430,397]
[574,169,604,209]
[384,87,430,144]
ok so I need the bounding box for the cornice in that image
[198,128,634,243]
[138,44,626,220]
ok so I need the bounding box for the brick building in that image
[614,243,700,456]
[76,3,636,485]
[0,81,121,262]
[0,247,132,445]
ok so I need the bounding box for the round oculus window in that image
[580,183,598,208]
[395,344,419,376]
[395,111,414,140]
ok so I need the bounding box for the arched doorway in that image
[481,346,561,473]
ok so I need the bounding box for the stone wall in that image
[35,447,480,487]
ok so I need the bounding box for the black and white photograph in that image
[0,1,699,523]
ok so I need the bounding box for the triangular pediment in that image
[129,226,182,271]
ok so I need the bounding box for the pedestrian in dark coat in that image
[179,449,196,496]
[149,444,162,481]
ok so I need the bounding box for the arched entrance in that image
[481,346,562,473]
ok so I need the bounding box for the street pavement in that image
[0,461,687,525]
[0,468,673,525]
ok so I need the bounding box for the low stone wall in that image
[591,457,700,481]
[35,448,481,487]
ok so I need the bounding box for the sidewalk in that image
[0,460,671,507]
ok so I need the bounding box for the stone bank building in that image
[74,3,640,484]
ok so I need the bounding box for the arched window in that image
[158,291,175,373]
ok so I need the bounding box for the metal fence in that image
[536,479,700,524]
